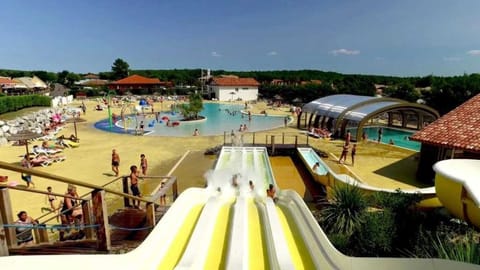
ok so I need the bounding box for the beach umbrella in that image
[64,117,87,138]
[6,130,43,158]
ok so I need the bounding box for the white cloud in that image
[211,51,222,57]
[267,51,278,56]
[330,48,360,56]
[443,57,462,62]
[467,50,480,56]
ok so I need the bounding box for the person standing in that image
[338,143,349,164]
[15,211,38,246]
[351,144,357,166]
[111,149,120,177]
[377,128,383,143]
[130,165,142,209]
[284,116,288,127]
[81,101,87,115]
[345,130,351,145]
[140,154,148,176]
[21,154,35,188]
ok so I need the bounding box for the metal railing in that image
[0,161,177,255]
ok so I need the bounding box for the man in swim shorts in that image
[111,149,120,177]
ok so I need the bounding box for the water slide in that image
[434,159,480,229]
[297,147,440,207]
[1,147,479,270]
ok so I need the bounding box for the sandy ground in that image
[0,98,421,222]
[0,99,293,221]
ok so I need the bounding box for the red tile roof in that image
[411,93,480,153]
[111,75,161,85]
[211,77,259,87]
[0,77,15,84]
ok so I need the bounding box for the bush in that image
[320,184,367,235]
[0,95,51,114]
[353,210,397,256]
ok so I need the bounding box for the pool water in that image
[94,103,286,137]
[348,126,420,151]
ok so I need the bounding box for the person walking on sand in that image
[140,154,148,176]
[46,186,57,212]
[351,144,357,166]
[130,165,142,209]
[21,154,35,188]
[111,149,120,177]
[338,143,349,164]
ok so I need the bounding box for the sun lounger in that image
[29,157,53,167]
[33,146,63,156]
[60,140,80,148]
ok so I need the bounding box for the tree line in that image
[2,62,480,115]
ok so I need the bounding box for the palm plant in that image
[320,184,367,235]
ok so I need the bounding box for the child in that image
[46,186,57,211]
[140,154,148,176]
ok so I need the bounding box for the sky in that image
[0,0,479,77]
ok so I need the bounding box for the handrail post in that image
[295,136,298,148]
[172,180,178,201]
[282,132,285,144]
[0,187,16,248]
[91,189,111,252]
[252,132,256,145]
[0,207,9,256]
[34,224,49,244]
[82,201,94,239]
[271,135,275,155]
[122,177,131,207]
[223,131,226,146]
[146,203,156,229]
[306,133,309,146]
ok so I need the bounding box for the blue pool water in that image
[347,126,421,151]
[94,103,286,137]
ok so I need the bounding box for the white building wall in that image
[211,86,258,101]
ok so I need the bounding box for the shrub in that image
[320,184,367,235]
[0,95,51,114]
[353,210,397,256]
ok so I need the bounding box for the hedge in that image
[0,95,51,114]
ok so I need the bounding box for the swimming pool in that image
[347,126,421,151]
[94,103,286,137]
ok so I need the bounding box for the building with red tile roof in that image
[411,93,480,182]
[207,77,259,101]
[0,77,16,92]
[108,74,166,94]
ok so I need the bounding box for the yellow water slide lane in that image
[156,204,204,270]
[203,199,235,269]
[276,204,316,269]
[248,198,269,270]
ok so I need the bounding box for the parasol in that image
[6,130,43,157]
[64,117,87,138]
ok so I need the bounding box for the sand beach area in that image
[0,99,294,221]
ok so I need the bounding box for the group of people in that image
[111,149,152,209]
[15,184,85,246]
[309,127,332,139]
[338,142,357,166]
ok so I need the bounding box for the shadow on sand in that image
[373,153,430,188]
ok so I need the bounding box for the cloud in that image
[211,51,222,57]
[467,50,480,56]
[330,48,360,56]
[443,57,462,62]
[267,51,278,56]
